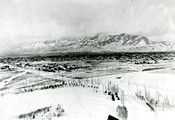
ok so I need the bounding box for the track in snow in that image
[119,78,157,120]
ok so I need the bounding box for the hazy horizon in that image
[0,0,175,51]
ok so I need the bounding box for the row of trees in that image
[135,86,174,111]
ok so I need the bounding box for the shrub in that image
[18,104,65,119]
[116,105,128,120]
[149,98,155,106]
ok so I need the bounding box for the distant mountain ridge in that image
[1,33,175,56]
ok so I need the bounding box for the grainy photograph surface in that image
[0,0,175,120]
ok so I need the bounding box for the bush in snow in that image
[55,104,65,117]
[144,89,151,102]
[161,96,171,110]
[135,87,174,110]
[18,106,51,119]
[116,105,128,120]
[18,104,65,120]
[135,89,145,100]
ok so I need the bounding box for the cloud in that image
[0,0,175,48]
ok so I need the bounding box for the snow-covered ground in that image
[0,87,118,120]
[0,71,26,89]
[118,72,175,120]
[0,61,175,120]
[93,71,175,120]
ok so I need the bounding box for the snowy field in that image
[0,60,175,120]
[0,87,118,120]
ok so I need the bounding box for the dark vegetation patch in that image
[142,67,165,71]
[0,52,174,63]
[18,104,65,119]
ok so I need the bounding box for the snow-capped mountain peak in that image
[1,33,175,56]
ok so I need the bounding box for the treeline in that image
[0,52,175,63]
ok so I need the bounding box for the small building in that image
[107,115,119,120]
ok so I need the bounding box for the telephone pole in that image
[121,91,125,106]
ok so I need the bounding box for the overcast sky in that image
[0,0,175,48]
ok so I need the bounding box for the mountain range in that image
[1,33,175,56]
